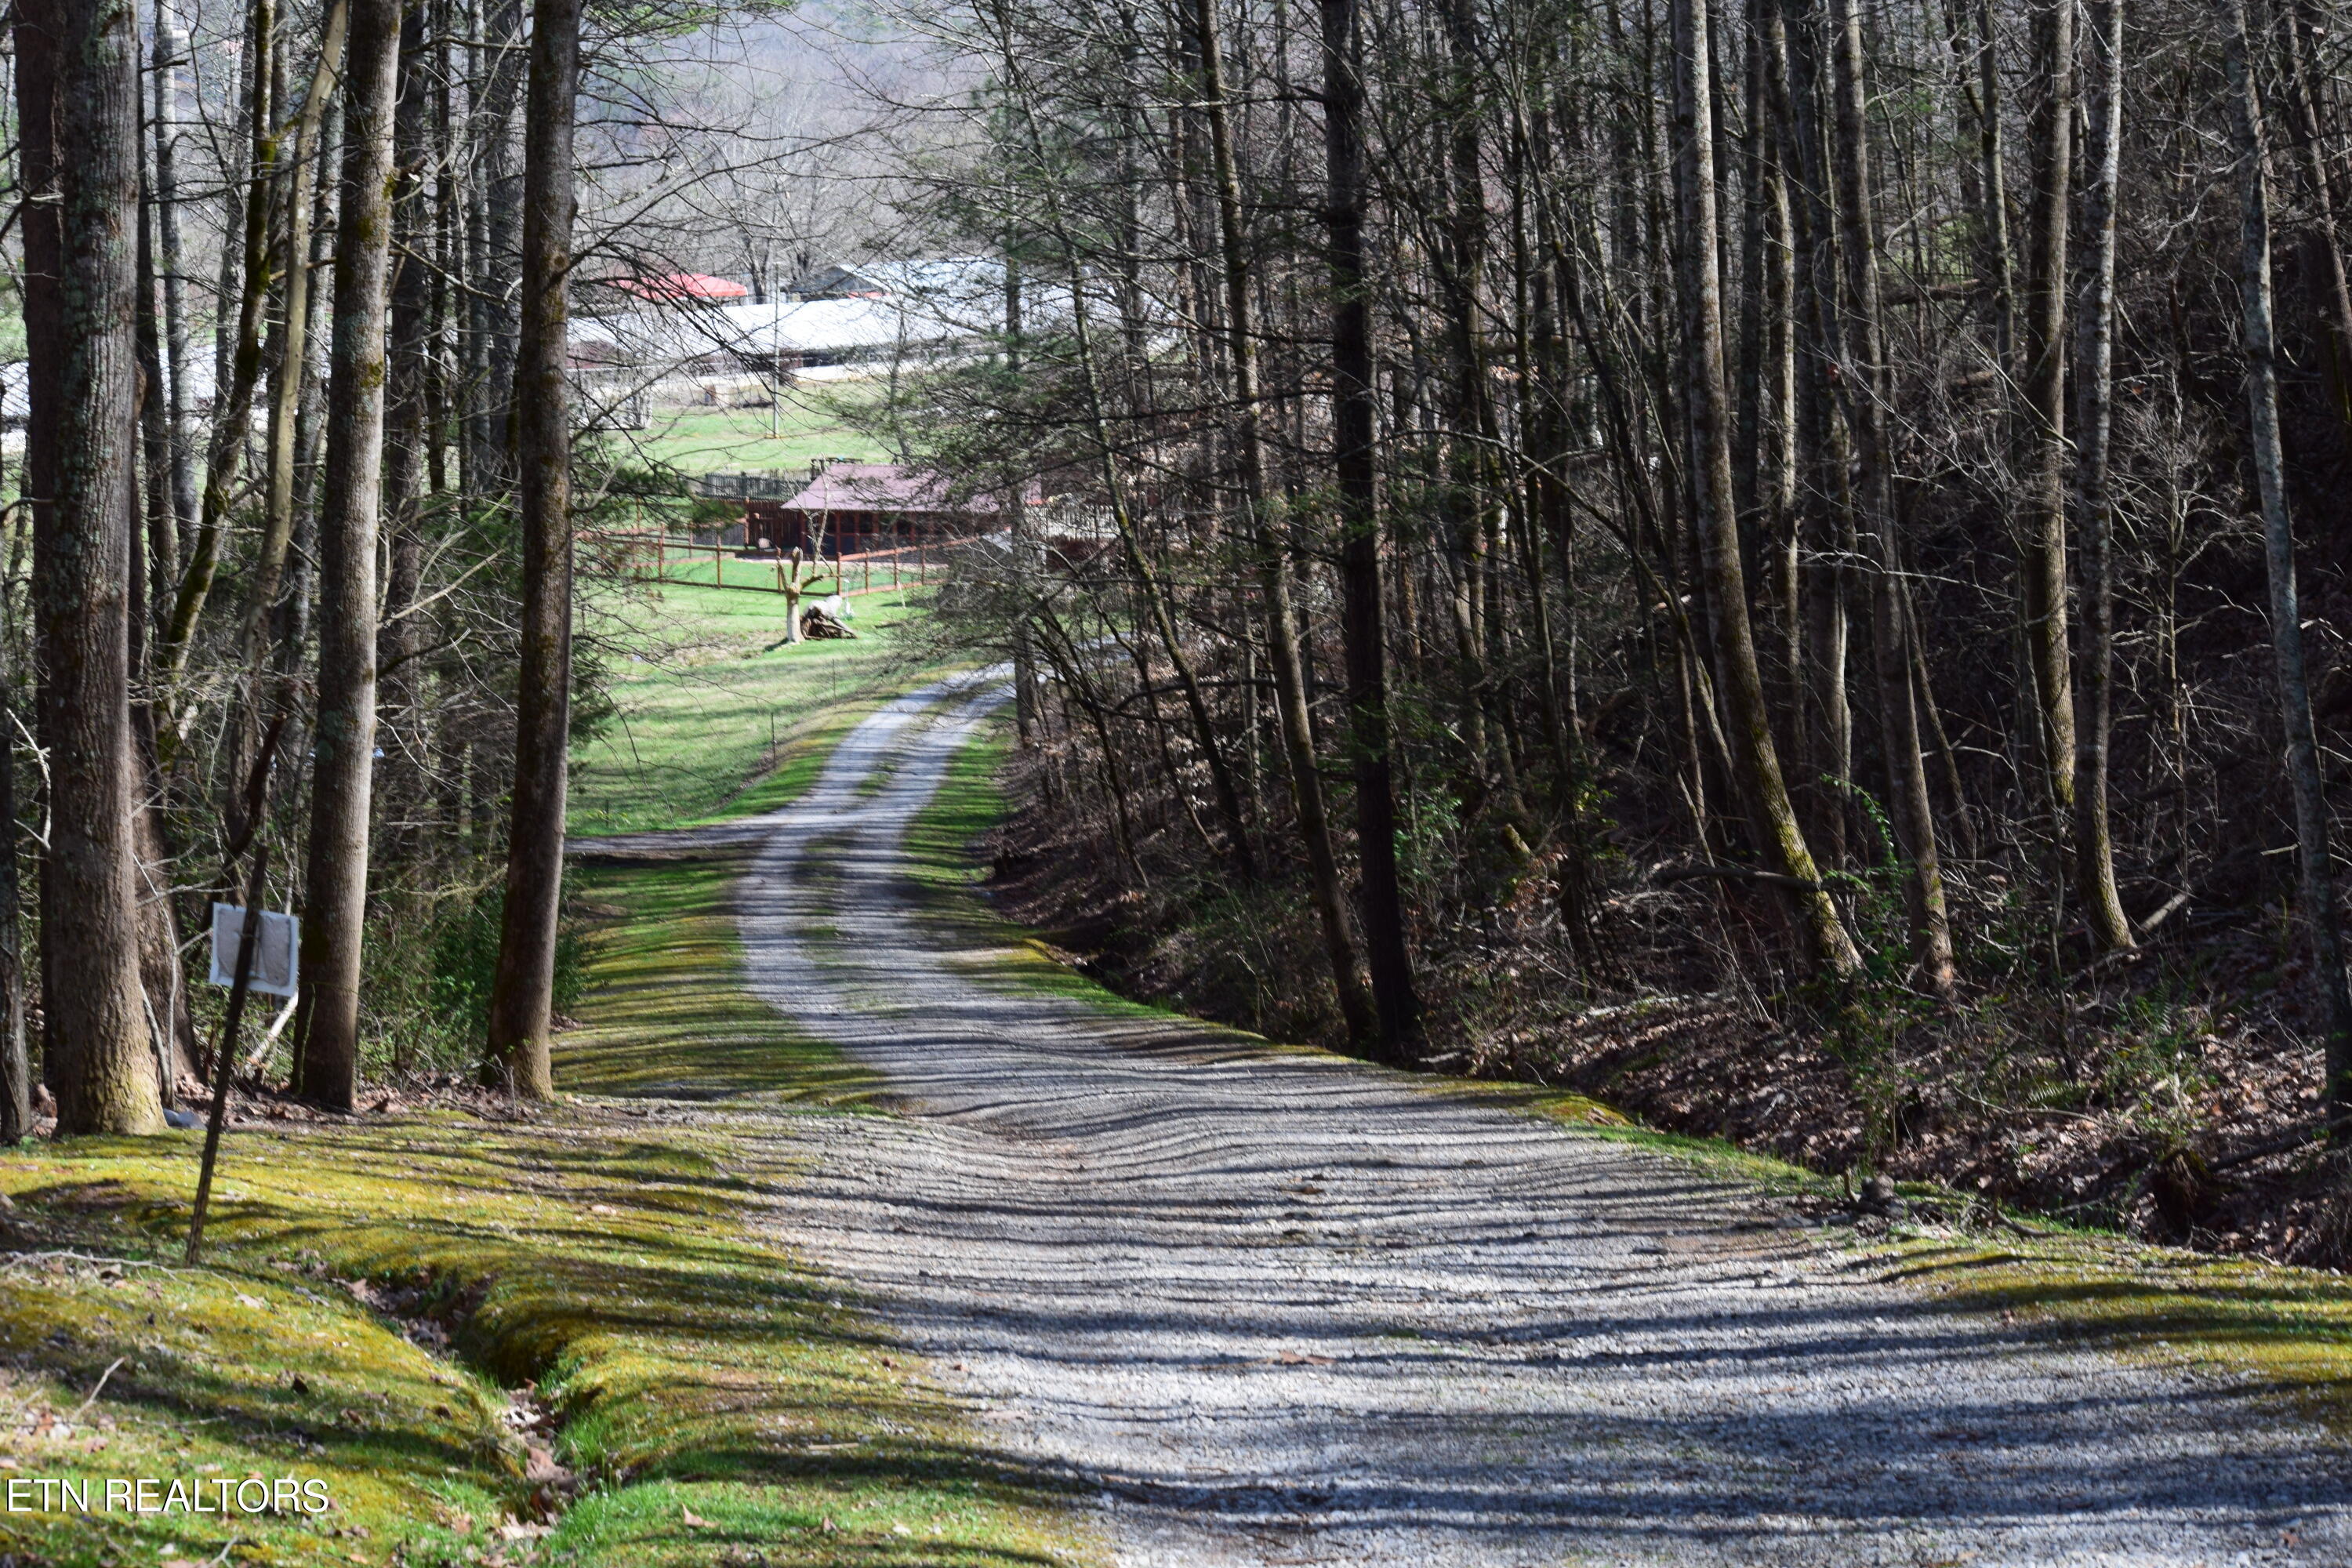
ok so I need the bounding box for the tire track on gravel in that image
[713,673,2349,1566]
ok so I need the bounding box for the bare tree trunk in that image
[1781,0,1852,866]
[2218,0,2352,1128]
[2018,0,2078,895]
[1947,0,2016,367]
[292,0,401,1110]
[2276,0,2352,422]
[0,667,27,1141]
[471,0,527,485]
[225,2,347,848]
[136,128,174,644]
[379,0,433,863]
[1325,0,1422,1061]
[2072,0,2135,951]
[484,0,581,1099]
[151,0,195,554]
[158,0,277,696]
[1192,0,1375,1046]
[16,0,162,1134]
[1675,0,1860,978]
[1828,0,1956,990]
[135,49,197,1093]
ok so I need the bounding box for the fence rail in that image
[579,529,952,598]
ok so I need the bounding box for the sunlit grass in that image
[610,390,887,477]
[572,583,936,837]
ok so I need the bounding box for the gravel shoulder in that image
[704,674,2350,1566]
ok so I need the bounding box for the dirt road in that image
[716,674,2348,1566]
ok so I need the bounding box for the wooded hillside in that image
[894,0,2352,1261]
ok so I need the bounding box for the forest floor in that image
[7,631,2352,1564]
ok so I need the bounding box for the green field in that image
[572,580,938,837]
[612,386,892,477]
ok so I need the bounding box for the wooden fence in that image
[579,530,951,598]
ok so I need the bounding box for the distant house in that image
[742,462,1027,557]
[568,295,980,384]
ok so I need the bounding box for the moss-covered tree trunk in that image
[485,0,582,1100]
[16,0,162,1134]
[296,0,404,1110]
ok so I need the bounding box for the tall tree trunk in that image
[2019,0,2078,899]
[0,667,26,1141]
[226,1,347,848]
[1675,0,1861,978]
[294,0,401,1110]
[2072,0,2135,951]
[136,132,173,650]
[1781,0,1852,866]
[1192,0,1375,1046]
[1325,0,1422,1060]
[379,0,433,865]
[485,0,581,1099]
[2276,0,2352,423]
[1828,0,1956,990]
[471,0,526,485]
[16,0,163,1134]
[157,0,277,697]
[135,34,198,1094]
[1948,0,2016,368]
[151,0,195,554]
[2219,0,2352,1129]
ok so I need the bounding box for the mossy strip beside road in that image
[0,848,1090,1568]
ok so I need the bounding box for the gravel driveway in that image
[698,674,2351,1566]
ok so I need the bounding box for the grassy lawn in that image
[0,721,1091,1568]
[612,388,890,478]
[572,582,940,837]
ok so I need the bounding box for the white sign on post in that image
[209,903,300,999]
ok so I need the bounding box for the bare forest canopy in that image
[873,0,2352,1260]
[5,0,2352,1262]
